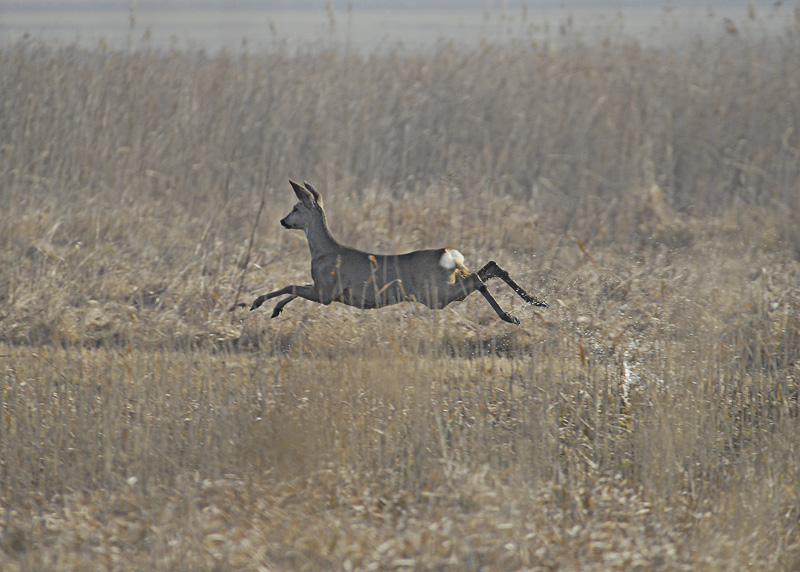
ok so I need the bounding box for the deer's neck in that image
[304,215,340,259]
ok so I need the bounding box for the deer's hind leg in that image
[441,274,520,325]
[477,284,520,324]
[478,261,548,307]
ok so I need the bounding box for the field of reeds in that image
[1,21,800,570]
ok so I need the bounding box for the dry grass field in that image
[1,23,800,571]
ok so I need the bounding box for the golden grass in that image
[1,30,800,570]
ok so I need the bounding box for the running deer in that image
[250,180,547,324]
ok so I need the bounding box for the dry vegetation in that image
[1,22,800,571]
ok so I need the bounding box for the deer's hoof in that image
[505,313,520,325]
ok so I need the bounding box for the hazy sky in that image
[4,1,780,9]
[2,0,793,53]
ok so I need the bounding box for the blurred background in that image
[2,1,797,54]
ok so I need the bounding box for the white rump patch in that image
[440,248,467,272]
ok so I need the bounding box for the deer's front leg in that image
[250,285,326,312]
[270,295,297,318]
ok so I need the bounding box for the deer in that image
[250,180,548,324]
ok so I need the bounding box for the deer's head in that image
[281,180,324,230]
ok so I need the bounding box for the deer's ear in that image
[303,181,323,206]
[289,179,315,207]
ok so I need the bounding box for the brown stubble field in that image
[1,26,800,570]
